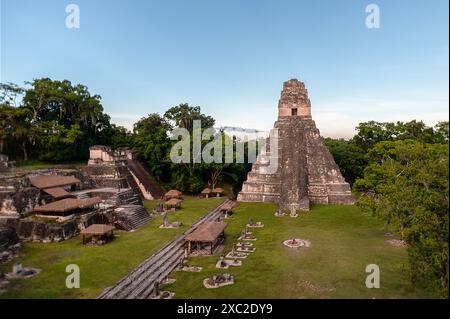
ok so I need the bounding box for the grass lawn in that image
[0,197,224,299]
[164,202,437,299]
[14,160,86,170]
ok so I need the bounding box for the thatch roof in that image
[42,187,73,199]
[33,197,102,213]
[165,189,182,197]
[165,198,182,206]
[185,221,227,242]
[81,224,115,235]
[201,187,212,194]
[212,187,224,193]
[29,175,80,189]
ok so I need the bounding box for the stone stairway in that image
[75,192,90,200]
[117,190,142,205]
[99,199,234,299]
[126,159,164,199]
[114,205,151,230]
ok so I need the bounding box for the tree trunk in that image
[22,141,28,161]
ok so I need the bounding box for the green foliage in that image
[130,106,253,195]
[0,79,126,162]
[132,113,172,182]
[324,138,367,184]
[326,120,449,296]
[354,140,449,296]
[353,120,447,150]
[164,103,215,133]
[326,119,449,184]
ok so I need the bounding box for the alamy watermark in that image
[65,264,80,288]
[365,4,380,29]
[65,4,80,29]
[365,264,380,288]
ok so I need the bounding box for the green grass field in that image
[0,199,436,299]
[164,202,436,299]
[14,160,86,170]
[0,197,224,299]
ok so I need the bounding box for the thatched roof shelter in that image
[185,221,227,242]
[33,197,102,214]
[81,224,115,245]
[164,189,182,199]
[212,187,224,196]
[29,175,80,189]
[185,221,227,255]
[42,187,73,199]
[201,188,212,194]
[165,198,182,208]
[81,224,115,236]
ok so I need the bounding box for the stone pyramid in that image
[237,79,355,212]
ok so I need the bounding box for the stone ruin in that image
[84,146,164,200]
[0,226,20,263]
[282,238,311,249]
[0,146,166,242]
[0,154,14,171]
[237,79,355,212]
[0,169,91,217]
[0,169,105,242]
[203,273,234,289]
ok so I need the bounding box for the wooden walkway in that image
[98,199,234,299]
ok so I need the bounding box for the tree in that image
[353,120,448,150]
[324,138,367,185]
[434,121,449,143]
[132,113,172,182]
[354,140,449,296]
[163,104,216,193]
[0,82,25,107]
[109,125,133,149]
[164,103,215,133]
[353,121,399,150]
[1,78,115,162]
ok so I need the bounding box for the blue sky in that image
[1,0,448,137]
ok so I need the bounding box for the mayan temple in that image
[237,79,355,213]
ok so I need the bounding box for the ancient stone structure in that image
[85,146,164,200]
[0,169,90,217]
[0,154,15,171]
[0,227,19,252]
[237,79,355,212]
[0,148,158,241]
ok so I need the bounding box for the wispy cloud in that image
[110,96,449,139]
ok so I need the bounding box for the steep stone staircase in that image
[75,192,90,200]
[126,159,164,199]
[114,205,151,230]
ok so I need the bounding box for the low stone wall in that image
[0,187,40,217]
[0,218,78,243]
[0,227,19,251]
